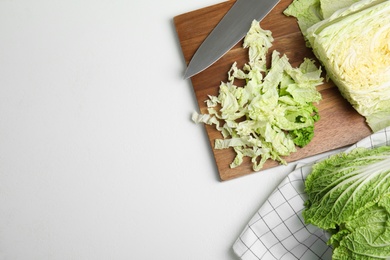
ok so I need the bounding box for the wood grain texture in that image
[174,0,372,181]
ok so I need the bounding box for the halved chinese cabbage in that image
[306,0,390,132]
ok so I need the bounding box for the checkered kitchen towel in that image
[233,127,390,260]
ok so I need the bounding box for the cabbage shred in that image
[193,21,323,171]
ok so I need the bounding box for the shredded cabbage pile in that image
[193,21,323,171]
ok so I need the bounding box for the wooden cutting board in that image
[173,0,372,181]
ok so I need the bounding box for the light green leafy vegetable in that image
[319,0,360,18]
[285,0,390,132]
[192,21,323,171]
[283,0,323,40]
[304,145,390,259]
[283,0,367,39]
[306,0,390,132]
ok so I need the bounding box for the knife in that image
[184,0,280,79]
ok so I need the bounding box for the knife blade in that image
[184,0,280,79]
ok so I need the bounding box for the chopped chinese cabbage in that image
[193,21,323,171]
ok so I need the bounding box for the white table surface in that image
[0,1,342,259]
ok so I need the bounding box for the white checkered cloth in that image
[233,127,390,260]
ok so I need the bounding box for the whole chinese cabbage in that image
[193,21,323,171]
[304,145,390,259]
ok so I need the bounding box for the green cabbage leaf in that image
[304,145,390,259]
[283,0,323,39]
